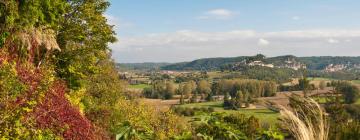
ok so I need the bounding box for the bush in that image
[171,106,214,117]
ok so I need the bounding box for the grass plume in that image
[280,96,329,140]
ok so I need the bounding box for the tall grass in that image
[280,96,329,140]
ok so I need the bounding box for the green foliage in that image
[55,0,116,90]
[215,79,277,98]
[116,121,151,140]
[193,113,264,140]
[113,99,190,139]
[142,80,176,99]
[238,66,300,83]
[324,92,360,140]
[335,81,360,104]
[258,129,284,140]
[1,0,67,31]
[172,106,215,117]
[0,32,9,48]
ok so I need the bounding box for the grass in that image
[355,98,360,105]
[207,71,227,79]
[128,84,150,89]
[207,71,243,79]
[308,77,334,81]
[352,80,360,84]
[311,96,360,105]
[312,97,333,104]
[179,101,280,125]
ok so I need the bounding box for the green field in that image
[352,80,360,84]
[312,96,336,104]
[128,84,151,89]
[355,99,360,105]
[309,77,334,81]
[179,101,279,125]
[312,96,360,105]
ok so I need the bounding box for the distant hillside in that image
[300,56,360,70]
[161,56,248,71]
[161,55,360,71]
[117,62,170,71]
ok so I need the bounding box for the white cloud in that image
[327,38,339,44]
[104,14,133,30]
[292,16,300,20]
[135,48,144,51]
[208,9,233,17]
[258,38,270,46]
[111,29,360,62]
[197,9,235,20]
[345,39,352,42]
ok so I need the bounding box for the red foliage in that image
[32,80,98,140]
[5,63,107,139]
[1,45,108,139]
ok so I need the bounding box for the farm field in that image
[355,99,360,105]
[352,80,360,84]
[128,84,151,89]
[178,101,280,125]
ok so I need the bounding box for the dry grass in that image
[15,27,60,51]
[280,97,329,140]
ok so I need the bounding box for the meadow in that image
[128,84,151,89]
[178,101,280,125]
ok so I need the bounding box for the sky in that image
[106,0,360,63]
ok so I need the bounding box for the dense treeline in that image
[117,62,170,71]
[308,70,360,80]
[142,79,277,105]
[213,79,277,109]
[143,80,176,99]
[213,79,277,98]
[279,78,316,92]
[237,66,301,83]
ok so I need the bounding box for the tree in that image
[190,92,198,103]
[197,80,212,100]
[183,80,196,99]
[319,81,326,90]
[178,83,185,104]
[299,77,311,97]
[235,90,244,109]
[336,82,360,104]
[164,82,176,99]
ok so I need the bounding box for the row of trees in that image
[143,80,176,99]
[142,79,212,102]
[142,79,278,108]
[213,79,277,98]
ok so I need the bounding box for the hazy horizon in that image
[117,54,360,64]
[107,0,360,63]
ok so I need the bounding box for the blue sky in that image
[107,0,360,63]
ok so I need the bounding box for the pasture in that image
[178,101,279,125]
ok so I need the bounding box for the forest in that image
[160,55,360,71]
